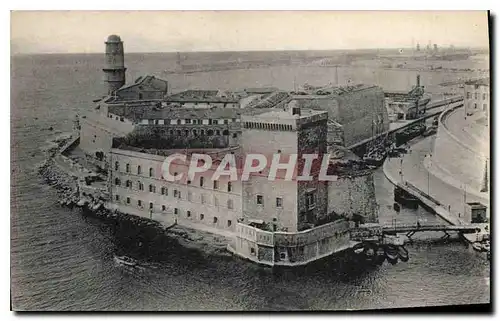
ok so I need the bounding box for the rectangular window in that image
[115,195,120,201]
[200,177,204,187]
[227,220,232,227]
[126,164,130,173]
[174,190,178,198]
[475,92,478,99]
[174,208,179,215]
[257,195,264,205]
[227,199,233,209]
[178,191,181,199]
[306,192,316,209]
[201,194,206,204]
[483,93,487,100]
[200,214,204,220]
[161,187,167,195]
[224,119,229,124]
[162,205,166,211]
[185,119,191,124]
[227,182,232,192]
[467,92,471,99]
[214,196,219,207]
[213,217,218,224]
[188,191,192,202]
[138,200,142,207]
[149,202,153,209]
[213,180,219,190]
[187,210,191,217]
[276,197,283,208]
[126,197,130,204]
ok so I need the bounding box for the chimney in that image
[416,75,421,87]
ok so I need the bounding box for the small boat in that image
[352,243,365,255]
[114,255,137,267]
[397,246,409,262]
[375,246,386,265]
[472,242,483,252]
[364,243,377,261]
[385,245,399,265]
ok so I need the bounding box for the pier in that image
[348,96,463,155]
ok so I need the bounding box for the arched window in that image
[138,182,144,191]
[177,119,182,125]
[114,178,120,186]
[201,129,205,136]
[126,180,132,188]
[137,165,142,175]
[161,187,167,195]
[222,129,229,136]
[216,130,221,135]
[149,184,155,193]
[149,168,154,177]
[114,161,119,171]
[207,129,214,136]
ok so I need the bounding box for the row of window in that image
[142,118,238,125]
[468,103,488,110]
[114,179,235,209]
[466,92,489,100]
[114,166,234,192]
[243,121,294,131]
[115,163,156,176]
[115,194,233,227]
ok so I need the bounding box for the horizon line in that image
[11,46,488,56]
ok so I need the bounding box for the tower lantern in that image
[103,35,126,95]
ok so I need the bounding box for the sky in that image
[10,11,490,54]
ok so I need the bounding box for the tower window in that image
[276,197,283,208]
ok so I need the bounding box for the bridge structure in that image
[348,96,463,155]
[381,222,481,242]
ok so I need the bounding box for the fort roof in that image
[165,89,240,103]
[292,84,378,98]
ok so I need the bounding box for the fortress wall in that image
[432,107,488,192]
[337,86,388,147]
[327,172,378,223]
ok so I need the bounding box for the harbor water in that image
[11,53,490,311]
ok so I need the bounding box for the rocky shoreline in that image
[37,137,231,260]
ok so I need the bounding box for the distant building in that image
[464,78,489,120]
